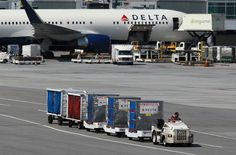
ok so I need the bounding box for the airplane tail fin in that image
[20,0,43,24]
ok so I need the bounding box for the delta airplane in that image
[0,0,192,55]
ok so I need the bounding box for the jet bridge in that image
[178,14,225,41]
[128,24,155,43]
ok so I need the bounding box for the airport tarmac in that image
[0,60,235,109]
[0,61,236,155]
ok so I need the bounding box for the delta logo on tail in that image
[121,15,129,21]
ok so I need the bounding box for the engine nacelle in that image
[77,34,111,53]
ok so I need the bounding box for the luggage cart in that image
[125,100,163,141]
[103,96,140,137]
[66,91,87,128]
[46,88,85,125]
[83,94,119,132]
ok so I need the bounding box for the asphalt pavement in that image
[0,61,236,155]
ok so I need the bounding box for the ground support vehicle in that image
[152,120,194,146]
[112,45,133,65]
[104,96,140,137]
[46,88,86,125]
[22,44,41,57]
[65,91,87,128]
[12,56,44,65]
[71,53,112,64]
[84,94,119,132]
[125,100,163,141]
[0,52,10,63]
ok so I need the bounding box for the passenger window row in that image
[0,21,30,25]
[46,21,93,25]
[0,21,93,25]
[113,21,168,25]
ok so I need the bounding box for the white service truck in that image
[112,45,133,65]
[152,120,194,146]
[0,52,10,63]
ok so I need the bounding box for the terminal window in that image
[208,1,236,19]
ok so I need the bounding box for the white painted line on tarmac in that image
[0,97,44,105]
[0,113,195,155]
[0,114,40,125]
[192,130,236,141]
[0,103,11,107]
[42,125,196,155]
[196,142,222,148]
[38,109,46,113]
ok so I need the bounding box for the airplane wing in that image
[20,0,84,41]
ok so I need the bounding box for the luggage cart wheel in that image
[116,133,122,138]
[78,122,83,129]
[48,115,53,124]
[138,137,144,142]
[128,137,132,140]
[95,129,100,133]
[68,120,74,128]
[57,117,63,125]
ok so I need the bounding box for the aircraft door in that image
[173,18,179,30]
[128,25,154,43]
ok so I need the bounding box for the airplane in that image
[0,0,192,57]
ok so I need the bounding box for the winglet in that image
[21,0,43,24]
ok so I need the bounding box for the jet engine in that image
[77,34,111,53]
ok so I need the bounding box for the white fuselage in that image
[0,9,192,42]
